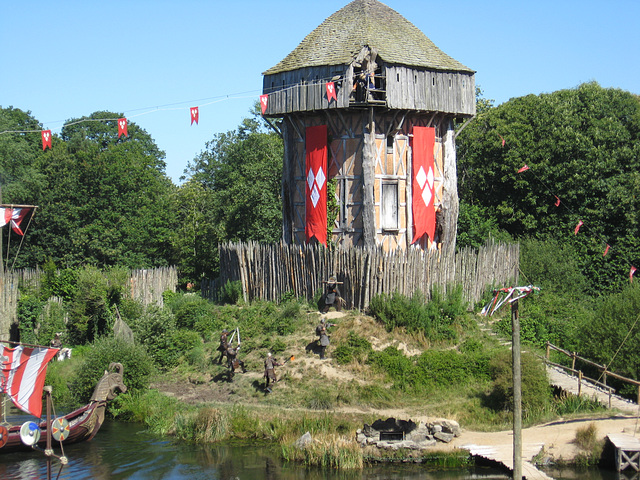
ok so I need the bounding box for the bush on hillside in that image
[486,350,551,419]
[368,286,468,342]
[70,336,154,404]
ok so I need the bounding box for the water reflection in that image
[0,420,619,479]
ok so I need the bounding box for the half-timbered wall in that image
[282,110,456,251]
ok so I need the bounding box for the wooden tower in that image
[262,0,475,254]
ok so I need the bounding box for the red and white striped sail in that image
[1,345,59,418]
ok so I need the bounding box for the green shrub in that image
[487,350,551,420]
[70,336,154,403]
[368,287,468,343]
[219,280,243,305]
[334,331,372,365]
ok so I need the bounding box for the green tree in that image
[182,106,283,277]
[457,83,640,293]
[20,111,178,268]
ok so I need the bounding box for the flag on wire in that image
[517,164,529,173]
[117,118,128,138]
[574,220,584,235]
[326,82,337,103]
[631,266,637,283]
[260,95,268,115]
[41,130,52,151]
[1,345,59,418]
[554,195,561,207]
[603,244,610,257]
[190,107,199,125]
[0,207,31,235]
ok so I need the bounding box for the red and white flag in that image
[554,195,561,207]
[603,244,610,257]
[260,95,268,115]
[574,220,584,235]
[631,266,637,283]
[517,164,529,173]
[305,125,328,246]
[0,207,31,235]
[1,345,59,418]
[411,126,436,243]
[117,118,128,138]
[41,130,52,151]
[326,82,337,103]
[190,107,199,125]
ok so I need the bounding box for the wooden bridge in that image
[545,342,640,415]
[461,442,552,479]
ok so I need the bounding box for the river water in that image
[0,420,620,479]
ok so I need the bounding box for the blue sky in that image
[2,1,639,183]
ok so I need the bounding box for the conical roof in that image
[263,0,473,75]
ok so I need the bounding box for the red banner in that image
[190,107,199,125]
[411,126,436,243]
[305,125,327,246]
[118,118,128,138]
[326,82,337,103]
[41,130,52,151]
[260,95,268,115]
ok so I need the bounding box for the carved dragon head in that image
[90,362,127,402]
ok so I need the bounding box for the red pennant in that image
[498,134,505,147]
[631,266,637,282]
[305,125,328,246]
[260,95,268,115]
[574,220,583,235]
[190,107,199,125]
[517,164,529,173]
[117,118,128,138]
[411,126,436,243]
[326,82,337,103]
[554,195,561,207]
[41,130,52,151]
[603,244,610,257]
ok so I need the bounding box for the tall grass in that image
[281,434,363,469]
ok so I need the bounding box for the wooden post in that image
[578,371,582,396]
[571,352,576,375]
[546,342,550,361]
[512,299,522,480]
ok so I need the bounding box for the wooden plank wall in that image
[385,67,475,115]
[263,66,475,116]
[214,240,519,310]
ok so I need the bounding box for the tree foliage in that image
[457,83,640,293]
[178,106,283,281]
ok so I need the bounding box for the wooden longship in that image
[262,0,475,253]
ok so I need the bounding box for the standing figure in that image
[264,352,281,393]
[434,204,445,254]
[217,329,229,364]
[50,333,62,349]
[322,276,342,313]
[226,345,246,377]
[316,317,335,360]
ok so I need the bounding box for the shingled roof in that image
[263,0,473,76]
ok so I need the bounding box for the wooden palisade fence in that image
[205,240,519,310]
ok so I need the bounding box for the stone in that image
[294,432,313,448]
[434,431,454,443]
